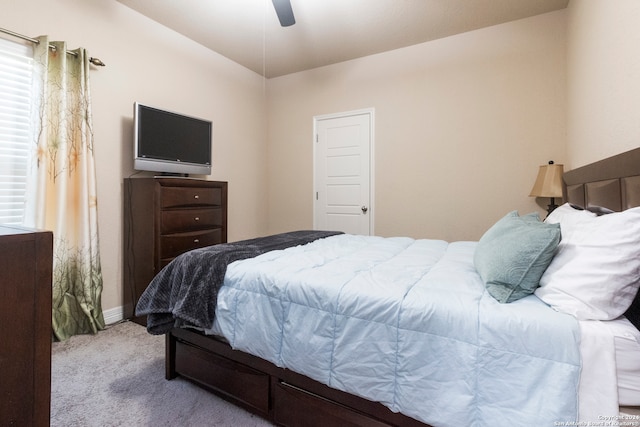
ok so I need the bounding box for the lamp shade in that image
[529,161,564,198]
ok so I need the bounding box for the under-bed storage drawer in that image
[174,340,270,415]
[274,381,392,427]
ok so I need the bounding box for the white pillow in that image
[535,206,640,320]
[544,203,596,224]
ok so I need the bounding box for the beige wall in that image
[267,11,567,241]
[9,1,636,319]
[2,0,269,319]
[566,0,640,168]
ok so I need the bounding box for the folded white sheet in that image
[579,317,640,422]
[608,317,640,406]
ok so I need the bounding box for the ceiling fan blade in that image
[272,0,295,27]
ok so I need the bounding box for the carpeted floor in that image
[51,321,275,427]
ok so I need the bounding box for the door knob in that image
[361,206,368,213]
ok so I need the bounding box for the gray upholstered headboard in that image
[562,147,640,328]
[563,147,640,211]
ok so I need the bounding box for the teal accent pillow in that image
[474,211,561,303]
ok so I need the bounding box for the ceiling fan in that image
[272,0,296,27]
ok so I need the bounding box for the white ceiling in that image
[115,0,569,78]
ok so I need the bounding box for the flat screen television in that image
[134,102,212,175]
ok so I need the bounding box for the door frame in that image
[312,108,375,235]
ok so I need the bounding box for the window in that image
[0,37,34,224]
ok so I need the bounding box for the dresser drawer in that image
[160,186,222,208]
[161,208,222,234]
[160,229,223,260]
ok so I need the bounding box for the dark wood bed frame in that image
[165,147,640,427]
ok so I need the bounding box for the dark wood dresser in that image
[0,225,53,427]
[123,178,228,324]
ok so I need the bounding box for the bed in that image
[136,148,640,427]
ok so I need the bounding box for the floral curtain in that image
[25,36,105,341]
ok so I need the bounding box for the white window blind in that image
[0,37,34,225]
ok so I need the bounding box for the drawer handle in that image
[194,239,200,243]
[194,195,199,199]
[279,382,324,399]
[194,217,200,221]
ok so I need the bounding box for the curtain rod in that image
[0,26,105,67]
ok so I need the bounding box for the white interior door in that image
[314,110,373,235]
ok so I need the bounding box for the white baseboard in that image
[103,306,125,325]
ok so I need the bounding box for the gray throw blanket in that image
[136,230,343,334]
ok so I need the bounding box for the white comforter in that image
[209,234,582,427]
